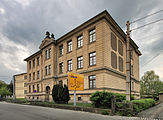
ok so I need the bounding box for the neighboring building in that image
[159,92,163,102]
[14,73,27,98]
[24,10,141,102]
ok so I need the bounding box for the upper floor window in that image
[33,85,35,92]
[119,56,123,72]
[45,66,48,75]
[33,59,35,68]
[37,57,40,66]
[37,84,39,92]
[89,52,96,66]
[111,32,117,51]
[33,72,35,80]
[59,45,63,56]
[131,65,133,75]
[45,50,48,59]
[24,90,27,94]
[24,83,27,87]
[37,71,40,79]
[89,75,96,89]
[29,74,31,81]
[24,75,27,80]
[59,62,63,73]
[89,28,96,43]
[77,56,83,69]
[29,61,31,69]
[77,35,83,48]
[67,40,72,52]
[49,48,51,58]
[67,59,72,71]
[118,40,123,56]
[48,65,51,75]
[111,51,117,69]
[29,85,31,93]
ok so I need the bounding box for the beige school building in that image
[24,10,141,102]
[13,73,27,99]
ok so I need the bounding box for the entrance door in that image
[45,86,50,101]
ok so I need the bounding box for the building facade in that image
[14,73,27,99]
[24,10,141,102]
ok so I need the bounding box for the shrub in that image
[90,91,128,108]
[132,98,155,113]
[52,84,70,104]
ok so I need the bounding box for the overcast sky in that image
[0,0,163,83]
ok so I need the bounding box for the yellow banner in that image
[68,72,84,91]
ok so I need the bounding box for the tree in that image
[7,80,13,96]
[0,86,11,98]
[0,80,6,88]
[52,84,70,104]
[140,70,163,99]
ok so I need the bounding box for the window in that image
[89,28,96,43]
[59,62,63,73]
[111,51,117,69]
[37,57,40,66]
[67,40,72,52]
[131,81,134,91]
[78,97,82,101]
[67,59,72,71]
[37,71,40,79]
[77,35,83,48]
[49,65,51,75]
[37,97,39,100]
[45,50,48,59]
[24,90,27,94]
[118,40,123,56]
[33,72,35,80]
[111,32,117,51]
[131,65,133,75]
[29,85,31,93]
[29,74,31,81]
[59,45,63,56]
[33,85,35,92]
[24,83,27,87]
[89,52,96,66]
[29,61,31,69]
[119,56,123,72]
[89,75,96,89]
[77,56,83,69]
[37,84,39,92]
[59,80,63,86]
[24,75,27,80]
[33,59,35,68]
[45,66,48,75]
[49,48,51,58]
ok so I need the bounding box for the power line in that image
[131,18,163,31]
[131,9,163,24]
[135,31,163,40]
[142,50,163,67]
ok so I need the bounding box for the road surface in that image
[0,102,157,120]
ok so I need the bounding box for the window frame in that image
[67,59,72,71]
[67,40,72,53]
[33,59,35,68]
[37,57,40,66]
[59,45,63,56]
[45,66,48,75]
[89,28,96,43]
[89,52,96,66]
[77,56,83,69]
[59,62,63,73]
[37,71,40,79]
[77,35,83,48]
[89,75,96,89]
[48,65,51,75]
[33,72,35,80]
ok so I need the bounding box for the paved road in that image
[138,103,163,119]
[0,102,156,120]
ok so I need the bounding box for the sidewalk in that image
[137,103,163,119]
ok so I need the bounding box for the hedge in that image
[132,98,155,113]
[90,91,133,108]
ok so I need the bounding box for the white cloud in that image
[0,8,5,14]
[14,0,31,6]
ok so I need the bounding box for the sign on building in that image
[68,72,84,91]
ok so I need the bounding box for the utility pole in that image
[126,21,131,101]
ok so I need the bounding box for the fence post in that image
[111,96,116,114]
